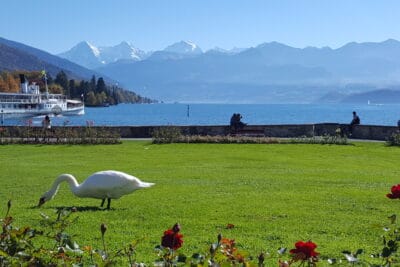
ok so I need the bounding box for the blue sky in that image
[2,0,399,54]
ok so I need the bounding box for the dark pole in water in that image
[187,105,190,117]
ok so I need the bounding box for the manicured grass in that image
[1,141,400,264]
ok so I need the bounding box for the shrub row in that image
[151,127,349,145]
[0,126,121,145]
[386,132,400,146]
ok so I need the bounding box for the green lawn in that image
[1,141,400,264]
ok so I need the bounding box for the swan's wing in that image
[78,170,154,199]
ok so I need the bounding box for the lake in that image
[2,103,400,127]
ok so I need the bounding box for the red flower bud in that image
[172,223,181,233]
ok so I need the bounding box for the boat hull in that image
[0,107,84,119]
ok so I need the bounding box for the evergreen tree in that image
[55,71,69,94]
[69,79,78,99]
[96,77,106,94]
[89,75,96,93]
[47,73,54,85]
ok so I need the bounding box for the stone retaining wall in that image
[3,123,398,141]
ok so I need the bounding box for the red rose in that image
[387,184,400,199]
[161,224,183,250]
[289,241,319,259]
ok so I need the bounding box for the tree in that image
[89,75,96,93]
[96,77,106,94]
[3,72,19,92]
[0,75,6,92]
[69,79,79,99]
[55,71,69,94]
[85,91,97,106]
[47,83,63,94]
[96,92,107,104]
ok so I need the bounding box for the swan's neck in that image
[46,174,80,199]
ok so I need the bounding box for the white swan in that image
[38,170,155,209]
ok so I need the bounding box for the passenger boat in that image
[0,74,84,119]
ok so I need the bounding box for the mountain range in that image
[90,39,400,103]
[2,36,400,103]
[58,41,147,69]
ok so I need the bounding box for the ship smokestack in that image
[19,74,28,93]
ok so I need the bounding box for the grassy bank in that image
[1,141,400,264]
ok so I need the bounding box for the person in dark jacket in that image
[349,111,360,135]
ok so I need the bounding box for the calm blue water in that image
[3,103,400,126]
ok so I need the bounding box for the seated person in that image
[349,111,360,135]
[350,111,360,125]
[230,113,246,131]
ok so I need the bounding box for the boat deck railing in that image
[0,93,67,104]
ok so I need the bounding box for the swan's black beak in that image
[38,197,46,207]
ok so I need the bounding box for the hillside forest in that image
[0,70,155,106]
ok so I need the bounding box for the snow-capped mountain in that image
[99,41,147,64]
[58,41,101,69]
[163,41,203,55]
[58,41,146,69]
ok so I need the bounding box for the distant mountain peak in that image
[256,41,293,50]
[113,41,134,50]
[164,40,203,54]
[59,41,146,69]
[69,41,100,57]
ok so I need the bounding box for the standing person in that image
[349,111,360,136]
[42,115,51,129]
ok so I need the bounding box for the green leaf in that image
[0,249,9,257]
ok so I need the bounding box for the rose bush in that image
[161,223,183,250]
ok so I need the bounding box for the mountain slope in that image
[0,37,103,80]
[340,89,400,104]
